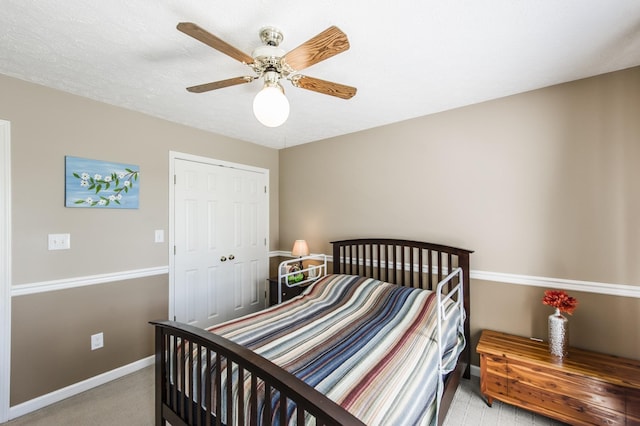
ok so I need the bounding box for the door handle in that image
[228,254,235,260]
[220,256,227,262]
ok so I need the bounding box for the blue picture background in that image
[65,156,140,209]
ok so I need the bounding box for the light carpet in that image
[5,367,566,425]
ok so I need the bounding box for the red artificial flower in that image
[542,290,578,315]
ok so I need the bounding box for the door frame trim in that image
[168,151,270,322]
[0,120,11,422]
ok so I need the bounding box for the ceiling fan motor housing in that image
[252,27,290,80]
[258,26,283,47]
[251,46,287,74]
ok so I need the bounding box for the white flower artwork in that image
[65,156,140,209]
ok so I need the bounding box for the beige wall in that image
[1,74,279,404]
[279,66,640,364]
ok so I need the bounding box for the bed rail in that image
[151,320,365,426]
[277,254,327,304]
[435,267,465,421]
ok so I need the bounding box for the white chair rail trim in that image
[11,266,169,297]
[471,269,640,299]
[10,255,639,299]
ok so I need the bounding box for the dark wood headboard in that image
[332,238,472,289]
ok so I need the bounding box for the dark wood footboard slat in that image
[237,366,245,425]
[263,383,271,424]
[250,374,258,426]
[226,359,233,425]
[205,347,212,426]
[173,335,180,417]
[214,354,222,425]
[187,340,194,425]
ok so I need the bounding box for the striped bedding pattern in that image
[204,273,465,425]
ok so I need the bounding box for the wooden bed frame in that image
[151,238,472,426]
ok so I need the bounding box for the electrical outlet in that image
[48,233,70,250]
[91,332,104,350]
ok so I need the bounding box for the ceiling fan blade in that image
[282,26,350,71]
[290,75,357,99]
[186,76,255,93]
[177,22,254,65]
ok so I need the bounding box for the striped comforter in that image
[206,273,465,425]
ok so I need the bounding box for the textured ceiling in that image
[1,1,639,149]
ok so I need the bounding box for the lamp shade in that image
[253,85,290,127]
[291,240,309,257]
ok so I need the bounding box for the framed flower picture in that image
[65,156,140,209]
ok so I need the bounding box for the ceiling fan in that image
[177,22,357,127]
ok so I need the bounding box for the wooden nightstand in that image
[476,329,640,425]
[267,278,307,306]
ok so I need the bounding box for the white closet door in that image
[225,167,268,319]
[173,158,267,329]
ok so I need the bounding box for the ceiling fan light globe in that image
[253,86,290,127]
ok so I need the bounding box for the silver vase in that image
[548,308,568,357]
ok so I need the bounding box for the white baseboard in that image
[470,364,480,378]
[8,356,154,420]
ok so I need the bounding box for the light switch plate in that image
[154,229,164,243]
[91,332,104,350]
[48,233,70,250]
